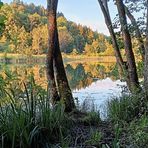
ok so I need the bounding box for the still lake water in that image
[0,59,126,118]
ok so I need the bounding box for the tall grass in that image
[107,92,148,123]
[0,71,71,147]
[106,92,148,147]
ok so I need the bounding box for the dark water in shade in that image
[0,60,126,118]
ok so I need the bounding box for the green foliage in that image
[128,115,148,147]
[86,131,102,146]
[112,124,122,148]
[81,111,101,125]
[106,92,148,147]
[107,92,148,123]
[0,72,72,147]
[109,64,120,79]
[0,70,103,147]
[0,2,4,35]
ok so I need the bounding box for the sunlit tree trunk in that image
[46,0,60,104]
[98,0,131,88]
[124,5,145,61]
[115,0,140,92]
[98,0,124,69]
[144,0,148,90]
[47,0,75,111]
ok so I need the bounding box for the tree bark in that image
[115,0,140,92]
[46,0,59,104]
[47,0,75,111]
[98,0,131,88]
[98,0,124,70]
[53,18,75,112]
[144,0,148,90]
[124,5,145,61]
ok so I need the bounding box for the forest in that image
[0,0,148,147]
[0,0,115,56]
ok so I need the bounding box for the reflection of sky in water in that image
[73,77,126,119]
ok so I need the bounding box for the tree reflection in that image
[0,61,118,91]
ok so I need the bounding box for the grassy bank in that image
[0,72,103,147]
[0,71,148,147]
[0,53,45,58]
[0,53,141,64]
[107,92,148,147]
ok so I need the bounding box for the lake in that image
[0,58,126,118]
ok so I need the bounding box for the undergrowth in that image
[107,91,148,147]
[0,71,101,147]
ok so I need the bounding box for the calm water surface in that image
[0,60,126,118]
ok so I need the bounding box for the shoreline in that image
[0,53,117,63]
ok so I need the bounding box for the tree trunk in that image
[53,20,75,112]
[46,0,59,104]
[98,0,131,88]
[124,5,145,61]
[115,0,140,92]
[144,0,148,90]
[47,0,75,111]
[98,0,124,70]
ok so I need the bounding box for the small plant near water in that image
[81,111,100,125]
[85,130,102,146]
[112,124,122,148]
[80,98,101,125]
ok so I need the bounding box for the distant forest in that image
[0,0,115,55]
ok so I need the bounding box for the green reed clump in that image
[107,92,148,123]
[106,92,148,147]
[0,72,72,148]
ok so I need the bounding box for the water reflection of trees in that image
[0,62,118,91]
[66,64,94,90]
[65,62,118,90]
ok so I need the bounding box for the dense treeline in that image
[0,0,114,55]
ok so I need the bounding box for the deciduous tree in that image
[47,0,75,111]
[115,0,140,91]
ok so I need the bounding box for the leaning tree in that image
[98,0,141,92]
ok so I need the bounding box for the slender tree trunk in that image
[53,19,75,112]
[124,5,145,61]
[46,0,60,104]
[47,0,75,111]
[98,0,131,88]
[144,0,148,90]
[98,0,124,70]
[115,0,140,92]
